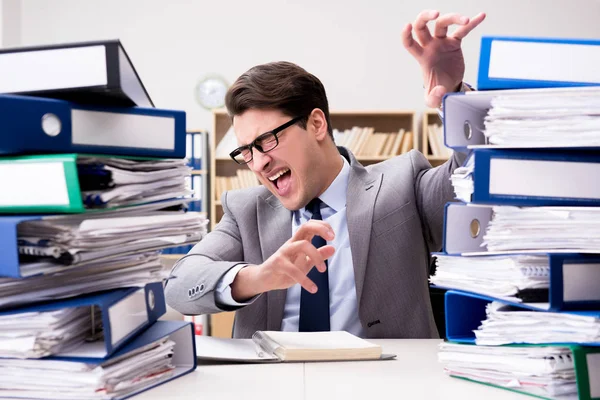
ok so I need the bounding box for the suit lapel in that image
[344,148,383,307]
[257,193,292,331]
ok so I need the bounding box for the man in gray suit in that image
[166,10,486,338]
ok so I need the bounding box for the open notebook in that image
[195,331,394,363]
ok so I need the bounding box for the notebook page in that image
[195,337,278,362]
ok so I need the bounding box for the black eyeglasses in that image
[229,116,304,165]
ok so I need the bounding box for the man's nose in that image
[248,150,271,172]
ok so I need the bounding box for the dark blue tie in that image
[298,198,330,332]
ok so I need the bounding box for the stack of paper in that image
[438,342,578,399]
[474,301,600,345]
[0,253,165,309]
[483,206,600,252]
[18,212,207,269]
[430,254,549,302]
[437,37,600,400]
[483,90,600,147]
[0,337,175,399]
[77,157,192,208]
[0,307,98,358]
[450,155,474,202]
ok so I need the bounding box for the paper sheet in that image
[195,336,278,362]
[474,301,600,345]
[482,90,600,147]
[430,254,549,300]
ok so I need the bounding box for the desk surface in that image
[138,339,527,399]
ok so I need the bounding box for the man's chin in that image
[279,195,304,211]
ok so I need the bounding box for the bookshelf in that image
[210,109,417,231]
[421,109,451,167]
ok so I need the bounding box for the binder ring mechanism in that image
[147,288,155,311]
[463,120,473,140]
[86,305,104,342]
[41,113,61,137]
[463,119,489,144]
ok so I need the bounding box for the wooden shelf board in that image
[160,254,185,260]
[330,110,416,116]
[426,156,450,161]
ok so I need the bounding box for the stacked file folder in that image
[0,40,203,398]
[430,36,600,400]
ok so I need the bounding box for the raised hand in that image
[402,10,486,108]
[231,220,335,301]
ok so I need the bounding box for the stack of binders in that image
[0,41,204,398]
[430,36,600,400]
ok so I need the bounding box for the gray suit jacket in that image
[165,147,464,339]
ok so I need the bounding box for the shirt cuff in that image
[438,82,474,118]
[215,264,259,307]
[460,82,474,92]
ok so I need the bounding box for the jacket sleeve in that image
[164,190,254,315]
[411,149,467,254]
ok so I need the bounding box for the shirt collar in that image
[304,155,349,214]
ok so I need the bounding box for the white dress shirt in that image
[215,156,365,337]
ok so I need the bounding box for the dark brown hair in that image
[225,61,333,139]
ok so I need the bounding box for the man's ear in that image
[308,108,329,142]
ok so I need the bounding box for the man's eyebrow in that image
[236,130,269,148]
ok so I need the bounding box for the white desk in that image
[138,339,527,399]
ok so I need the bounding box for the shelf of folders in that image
[163,130,209,256]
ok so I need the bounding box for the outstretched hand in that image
[231,220,336,302]
[402,10,486,108]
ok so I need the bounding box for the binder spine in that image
[470,149,600,207]
[442,92,488,150]
[104,41,120,90]
[0,216,42,278]
[192,132,203,169]
[0,154,84,213]
[186,133,193,168]
[442,203,493,255]
[573,346,600,400]
[550,255,600,311]
[477,36,600,90]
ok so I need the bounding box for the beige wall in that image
[7,0,600,129]
[1,0,21,47]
